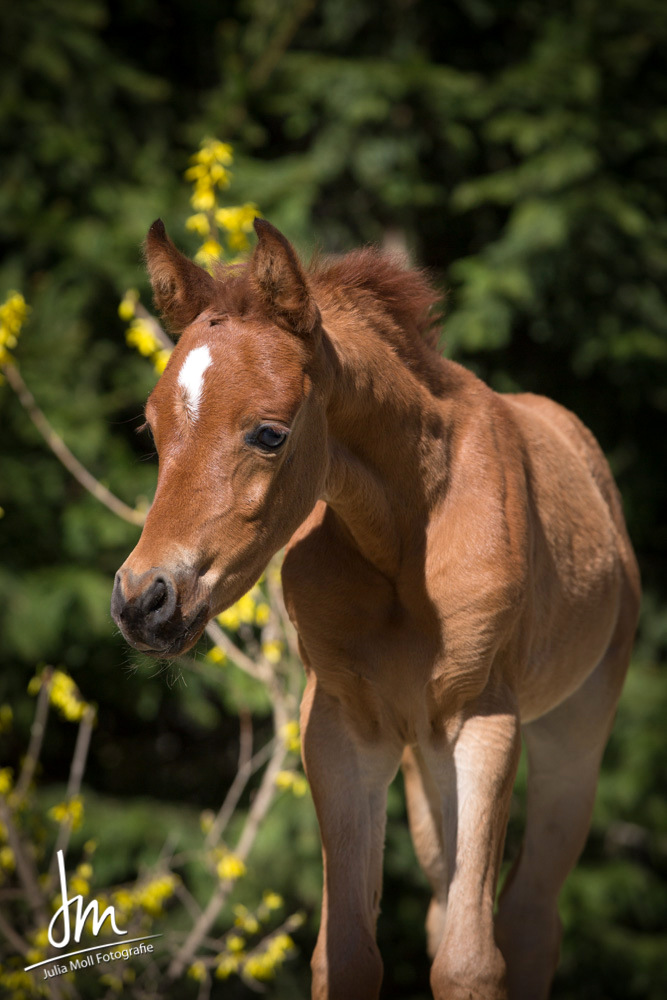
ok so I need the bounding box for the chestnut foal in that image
[112,219,640,1000]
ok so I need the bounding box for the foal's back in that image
[501,390,640,721]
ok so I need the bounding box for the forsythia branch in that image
[3,362,146,526]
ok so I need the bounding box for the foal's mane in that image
[309,248,443,351]
[212,245,446,391]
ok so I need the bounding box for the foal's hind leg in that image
[495,631,635,1000]
[402,745,453,958]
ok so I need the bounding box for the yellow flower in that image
[226,933,245,953]
[70,876,89,896]
[227,230,250,253]
[243,932,296,982]
[269,933,296,959]
[191,184,216,212]
[244,953,276,981]
[217,605,241,631]
[187,961,207,982]
[275,770,308,797]
[0,291,30,366]
[118,289,138,321]
[215,204,259,233]
[126,318,161,358]
[281,720,301,753]
[237,591,257,625]
[262,639,283,664]
[27,674,42,696]
[49,795,84,830]
[262,890,283,911]
[32,928,50,950]
[0,970,33,993]
[206,645,226,665]
[133,872,179,917]
[215,954,239,979]
[186,139,235,215]
[47,669,94,723]
[208,163,230,187]
[194,239,223,264]
[184,163,209,182]
[0,846,15,872]
[0,768,13,796]
[233,905,260,935]
[255,602,271,626]
[207,141,233,165]
[112,888,134,914]
[185,213,211,237]
[291,775,309,797]
[216,854,246,882]
[152,348,171,374]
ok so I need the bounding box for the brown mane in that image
[210,246,445,390]
[309,248,443,350]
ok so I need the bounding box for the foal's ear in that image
[144,220,216,333]
[250,219,319,339]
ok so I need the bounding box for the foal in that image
[112,219,640,1000]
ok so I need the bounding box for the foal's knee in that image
[430,946,508,1000]
[311,932,383,1000]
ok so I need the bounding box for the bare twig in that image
[0,799,48,927]
[204,620,273,685]
[165,697,290,980]
[0,905,30,957]
[3,363,145,526]
[48,706,96,877]
[265,558,301,665]
[204,711,253,850]
[15,668,53,804]
[173,881,203,923]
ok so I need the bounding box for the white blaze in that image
[177,345,212,419]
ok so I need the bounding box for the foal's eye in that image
[251,425,289,451]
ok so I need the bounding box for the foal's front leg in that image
[427,690,521,1000]
[300,676,401,1000]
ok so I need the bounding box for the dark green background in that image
[1,1,666,997]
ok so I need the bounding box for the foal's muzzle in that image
[111,567,208,656]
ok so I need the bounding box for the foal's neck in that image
[320,313,470,579]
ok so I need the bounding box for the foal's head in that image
[111,219,330,656]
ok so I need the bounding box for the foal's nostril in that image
[140,574,177,625]
[145,578,167,614]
